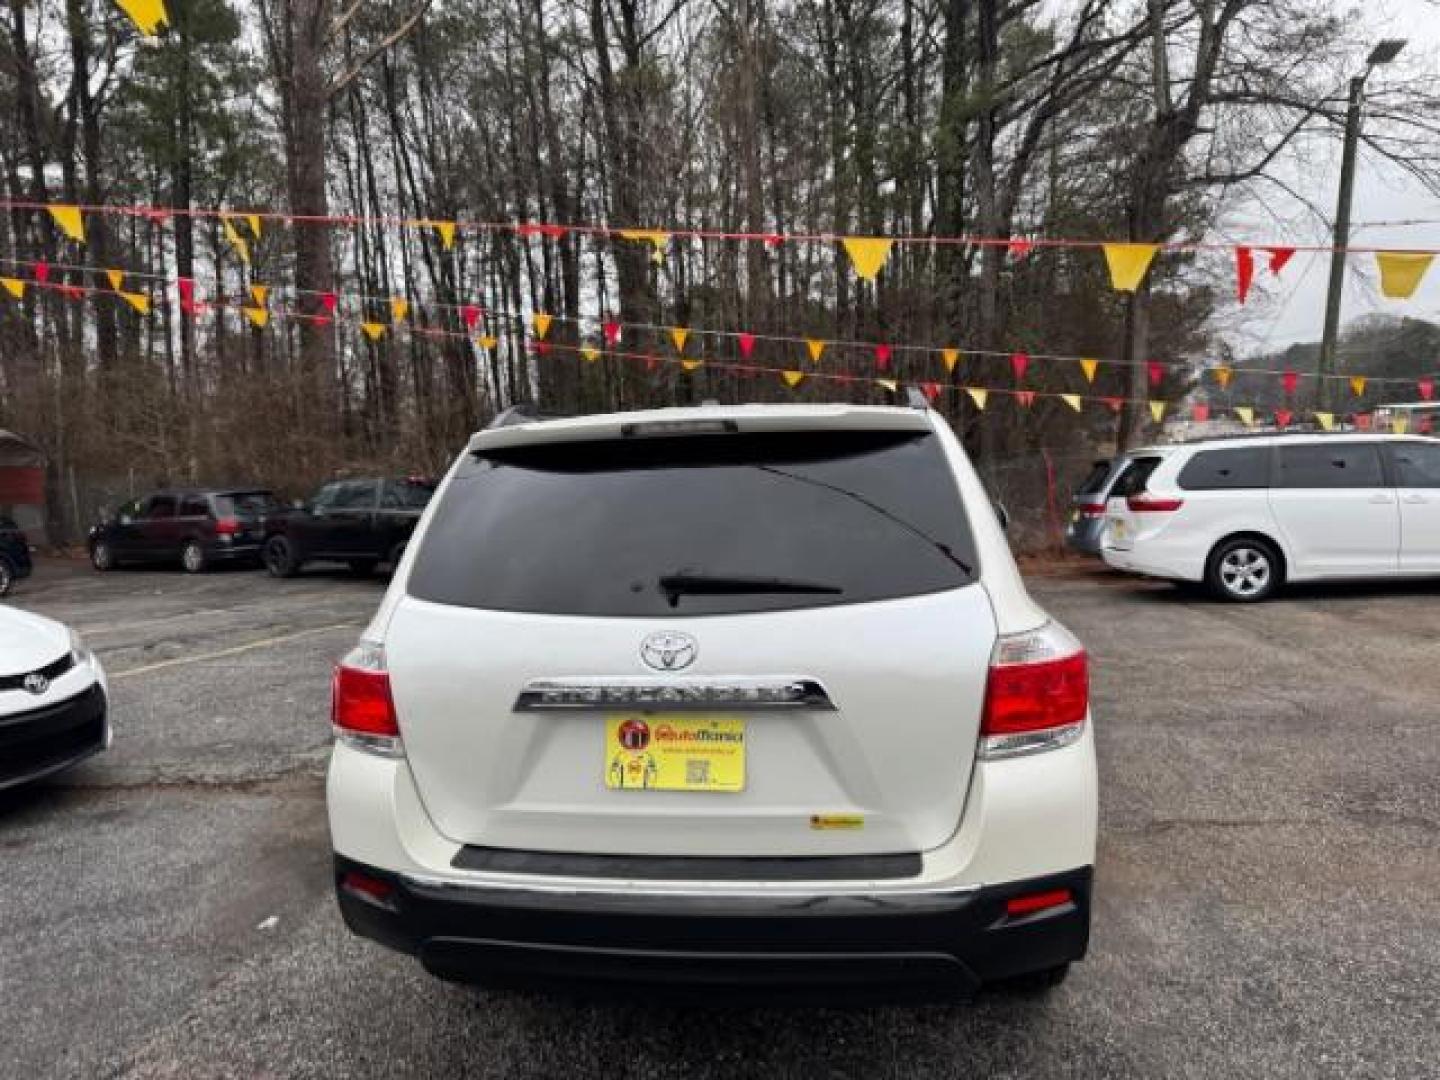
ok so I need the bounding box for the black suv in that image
[89,489,280,573]
[262,478,435,578]
[0,516,33,595]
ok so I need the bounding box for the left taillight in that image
[980,622,1088,760]
[214,517,242,536]
[332,641,403,757]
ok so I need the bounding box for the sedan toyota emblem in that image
[23,671,49,696]
[640,631,698,672]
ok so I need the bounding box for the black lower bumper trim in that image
[335,855,1091,1001]
[451,844,922,881]
[0,683,107,790]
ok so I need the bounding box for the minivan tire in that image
[1206,536,1282,603]
[181,540,207,574]
[264,536,301,578]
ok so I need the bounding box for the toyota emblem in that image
[640,631,698,672]
[23,671,49,696]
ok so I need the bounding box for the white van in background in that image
[1102,434,1440,601]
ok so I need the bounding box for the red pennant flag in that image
[59,284,84,301]
[1192,403,1210,423]
[874,344,892,371]
[177,277,195,304]
[1104,397,1123,413]
[533,340,552,356]
[1418,377,1435,401]
[1355,412,1373,431]
[1016,390,1036,408]
[1282,370,1299,396]
[1235,246,1255,304]
[738,333,756,359]
[34,260,50,284]
[762,233,783,249]
[603,320,621,345]
[1007,239,1033,260]
[1266,247,1296,274]
[1275,408,1293,429]
[517,223,568,239]
[321,291,339,314]
[921,381,942,402]
[1147,361,1164,388]
[461,304,481,329]
[1011,352,1030,382]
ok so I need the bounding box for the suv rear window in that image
[1109,456,1162,499]
[1177,446,1270,490]
[1076,460,1113,496]
[409,430,977,616]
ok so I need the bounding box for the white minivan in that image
[327,403,1097,999]
[1103,434,1440,601]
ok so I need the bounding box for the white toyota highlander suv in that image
[326,403,1097,999]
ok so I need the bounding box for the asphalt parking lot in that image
[2,558,1437,1079]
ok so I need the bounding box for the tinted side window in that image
[1276,444,1384,489]
[317,481,377,511]
[145,495,177,519]
[179,497,209,517]
[1392,442,1440,488]
[1109,457,1162,499]
[1177,447,1270,491]
[410,431,976,617]
[381,481,434,510]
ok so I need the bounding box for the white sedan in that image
[0,606,109,790]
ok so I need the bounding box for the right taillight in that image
[1126,494,1184,513]
[980,623,1088,760]
[1075,502,1106,519]
[332,641,403,756]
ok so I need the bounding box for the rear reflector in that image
[1126,494,1184,512]
[1006,889,1073,917]
[980,623,1088,759]
[332,642,403,755]
[340,870,398,909]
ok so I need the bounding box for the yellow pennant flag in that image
[1079,358,1099,383]
[361,322,386,342]
[681,359,703,372]
[1148,400,1166,423]
[222,217,250,264]
[1234,405,1255,426]
[532,312,552,339]
[250,284,269,307]
[1212,365,1233,389]
[782,370,805,388]
[966,388,988,410]
[1393,414,1410,434]
[48,205,86,244]
[1314,411,1335,431]
[106,269,125,291]
[842,237,893,282]
[941,348,960,374]
[120,291,151,315]
[434,221,457,251]
[1349,375,1367,397]
[1102,243,1159,292]
[1,277,25,300]
[116,0,170,35]
[807,339,827,364]
[246,214,263,239]
[390,297,409,323]
[618,229,670,263]
[1061,393,1083,413]
[670,328,689,353]
[243,306,269,328]
[581,346,601,362]
[1376,252,1434,299]
[876,378,898,393]
[478,335,498,350]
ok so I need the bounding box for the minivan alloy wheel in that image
[182,541,205,574]
[1219,546,1270,598]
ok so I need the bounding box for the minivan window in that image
[1276,443,1384,489]
[1392,441,1440,488]
[1077,461,1113,496]
[1109,457,1162,499]
[1177,447,1270,491]
[179,496,209,517]
[144,495,177,519]
[409,431,978,616]
[215,491,280,517]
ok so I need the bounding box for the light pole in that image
[1317,39,1406,412]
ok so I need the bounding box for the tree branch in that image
[327,0,434,100]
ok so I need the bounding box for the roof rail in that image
[905,386,930,411]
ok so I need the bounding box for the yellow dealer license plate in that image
[605,715,746,793]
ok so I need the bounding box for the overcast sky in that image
[1225,0,1440,355]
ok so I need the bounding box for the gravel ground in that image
[2,557,1437,1079]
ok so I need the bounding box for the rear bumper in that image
[206,541,264,561]
[1101,545,1198,582]
[1064,521,1104,555]
[0,683,108,791]
[335,855,1091,999]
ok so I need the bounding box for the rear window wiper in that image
[658,573,844,608]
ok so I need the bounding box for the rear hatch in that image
[1103,454,1167,551]
[386,417,995,858]
[214,491,280,544]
